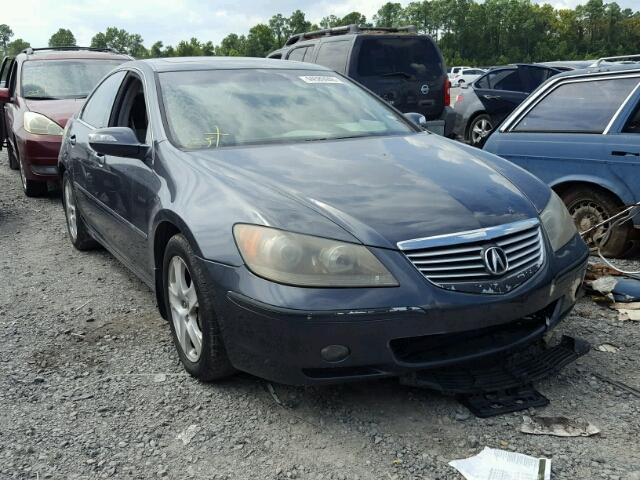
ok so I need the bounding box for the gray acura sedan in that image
[58,57,588,386]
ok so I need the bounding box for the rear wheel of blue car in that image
[163,234,236,381]
[562,187,631,258]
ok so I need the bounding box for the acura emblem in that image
[420,84,430,95]
[483,246,509,275]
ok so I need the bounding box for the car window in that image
[158,68,414,150]
[623,99,640,134]
[287,47,306,62]
[21,59,125,100]
[490,69,523,91]
[314,41,350,73]
[475,73,490,89]
[356,37,442,80]
[514,77,640,133]
[81,71,127,128]
[111,75,149,143]
[519,66,557,93]
[0,58,12,85]
[7,61,17,96]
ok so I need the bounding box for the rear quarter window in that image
[514,77,640,133]
[314,41,350,73]
[287,47,306,62]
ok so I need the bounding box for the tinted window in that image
[490,69,523,91]
[81,71,127,128]
[475,73,490,89]
[22,59,126,99]
[287,47,306,62]
[623,100,640,134]
[515,78,640,133]
[158,69,413,149]
[0,59,11,83]
[314,41,350,73]
[520,66,557,92]
[356,37,442,80]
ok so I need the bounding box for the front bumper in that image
[15,129,62,181]
[205,235,588,386]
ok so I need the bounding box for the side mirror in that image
[88,127,149,160]
[0,87,10,102]
[404,112,427,128]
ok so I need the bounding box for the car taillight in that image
[444,78,451,106]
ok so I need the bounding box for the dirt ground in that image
[0,149,639,480]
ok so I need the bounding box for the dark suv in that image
[0,47,130,196]
[268,25,454,136]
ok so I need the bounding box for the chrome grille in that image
[398,219,545,294]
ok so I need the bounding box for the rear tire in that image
[62,172,99,250]
[7,137,19,170]
[561,187,631,258]
[163,234,236,382]
[467,113,493,148]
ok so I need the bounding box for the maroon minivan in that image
[0,47,131,196]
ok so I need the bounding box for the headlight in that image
[23,112,64,135]
[540,190,577,251]
[233,224,398,287]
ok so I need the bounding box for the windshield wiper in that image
[382,71,415,80]
[304,134,369,142]
[24,96,60,100]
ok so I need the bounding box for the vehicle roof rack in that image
[284,24,418,46]
[594,54,640,66]
[22,46,122,55]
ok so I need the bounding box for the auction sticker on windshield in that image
[299,76,343,84]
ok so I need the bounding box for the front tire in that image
[62,172,98,250]
[163,234,235,382]
[7,137,19,170]
[19,154,47,197]
[561,187,631,257]
[468,113,493,148]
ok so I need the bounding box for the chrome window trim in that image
[397,218,540,251]
[499,71,640,133]
[603,80,640,134]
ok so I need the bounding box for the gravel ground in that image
[1,149,639,480]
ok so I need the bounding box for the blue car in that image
[484,60,640,257]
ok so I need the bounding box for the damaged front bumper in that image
[208,235,588,386]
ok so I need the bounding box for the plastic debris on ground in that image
[596,343,620,353]
[177,424,200,445]
[520,416,600,437]
[449,447,550,480]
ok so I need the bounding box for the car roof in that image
[18,50,131,62]
[552,62,640,78]
[137,56,332,73]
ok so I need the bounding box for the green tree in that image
[149,41,164,57]
[90,27,144,56]
[269,13,291,45]
[175,37,203,56]
[216,33,246,56]
[288,10,312,34]
[245,24,275,57]
[202,41,215,56]
[0,24,14,55]
[48,28,76,47]
[7,38,30,56]
[373,2,404,27]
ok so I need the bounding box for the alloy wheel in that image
[168,256,202,362]
[64,180,78,241]
[471,117,493,145]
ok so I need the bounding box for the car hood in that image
[191,133,540,249]
[25,98,85,127]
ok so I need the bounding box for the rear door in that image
[0,57,13,148]
[474,67,528,126]
[348,35,446,120]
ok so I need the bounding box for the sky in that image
[3,0,638,49]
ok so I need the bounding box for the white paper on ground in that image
[449,447,551,480]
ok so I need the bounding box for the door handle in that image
[483,95,501,100]
[611,150,639,157]
[69,134,76,146]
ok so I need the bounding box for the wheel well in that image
[153,221,182,319]
[551,181,624,207]
[465,111,488,141]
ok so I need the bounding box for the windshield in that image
[21,59,124,99]
[356,37,442,81]
[158,69,414,149]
